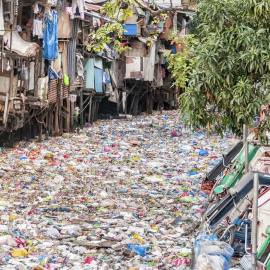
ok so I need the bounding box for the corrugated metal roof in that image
[86,0,107,4]
[85,3,101,11]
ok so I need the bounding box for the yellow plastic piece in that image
[12,248,29,257]
[133,234,146,243]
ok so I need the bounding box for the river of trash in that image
[0,110,238,269]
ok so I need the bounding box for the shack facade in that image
[0,0,195,144]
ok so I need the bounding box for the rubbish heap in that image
[0,110,235,269]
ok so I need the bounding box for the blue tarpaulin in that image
[43,10,58,60]
[123,24,137,35]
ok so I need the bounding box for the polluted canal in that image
[0,110,236,269]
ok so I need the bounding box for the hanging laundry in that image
[76,53,84,79]
[33,19,43,39]
[71,0,85,20]
[49,66,59,80]
[47,0,58,6]
[65,6,73,16]
[33,3,39,14]
[43,10,58,60]
[0,1,5,36]
[69,94,77,102]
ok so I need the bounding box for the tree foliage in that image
[87,0,134,54]
[166,34,198,88]
[177,0,270,141]
[86,0,185,53]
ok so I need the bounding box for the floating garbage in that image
[0,110,234,269]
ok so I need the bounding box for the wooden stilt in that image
[95,99,100,121]
[59,99,63,135]
[88,95,92,123]
[129,94,136,115]
[66,98,70,133]
[71,101,74,132]
[147,85,153,115]
[54,105,59,135]
[169,89,173,110]
[47,110,51,137]
[116,100,120,116]
[39,121,42,142]
[80,92,83,129]
[158,88,162,112]
[91,99,96,124]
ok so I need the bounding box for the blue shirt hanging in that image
[43,10,58,60]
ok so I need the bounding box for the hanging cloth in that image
[69,94,77,102]
[0,0,4,36]
[43,9,58,60]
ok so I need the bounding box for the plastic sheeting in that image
[4,31,38,57]
[43,10,58,60]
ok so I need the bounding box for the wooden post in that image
[26,121,30,141]
[34,51,40,97]
[54,104,59,135]
[80,92,83,129]
[169,89,174,110]
[59,98,63,135]
[116,100,120,116]
[95,99,100,121]
[66,98,70,133]
[91,99,96,124]
[129,94,136,115]
[20,123,25,141]
[133,94,139,116]
[88,95,92,123]
[45,115,49,140]
[71,101,74,132]
[47,110,51,137]
[147,86,153,115]
[39,120,42,142]
[158,88,162,112]
[29,120,33,139]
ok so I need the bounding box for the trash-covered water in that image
[0,110,236,269]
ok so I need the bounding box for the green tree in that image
[177,0,270,142]
[87,0,188,53]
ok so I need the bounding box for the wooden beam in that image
[71,101,74,132]
[66,98,70,133]
[88,95,92,123]
[80,92,83,129]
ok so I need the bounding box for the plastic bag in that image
[127,245,149,257]
[0,235,17,246]
[194,234,234,259]
[199,241,234,260]
[64,72,69,86]
[196,253,229,270]
[199,149,209,156]
[103,73,111,84]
